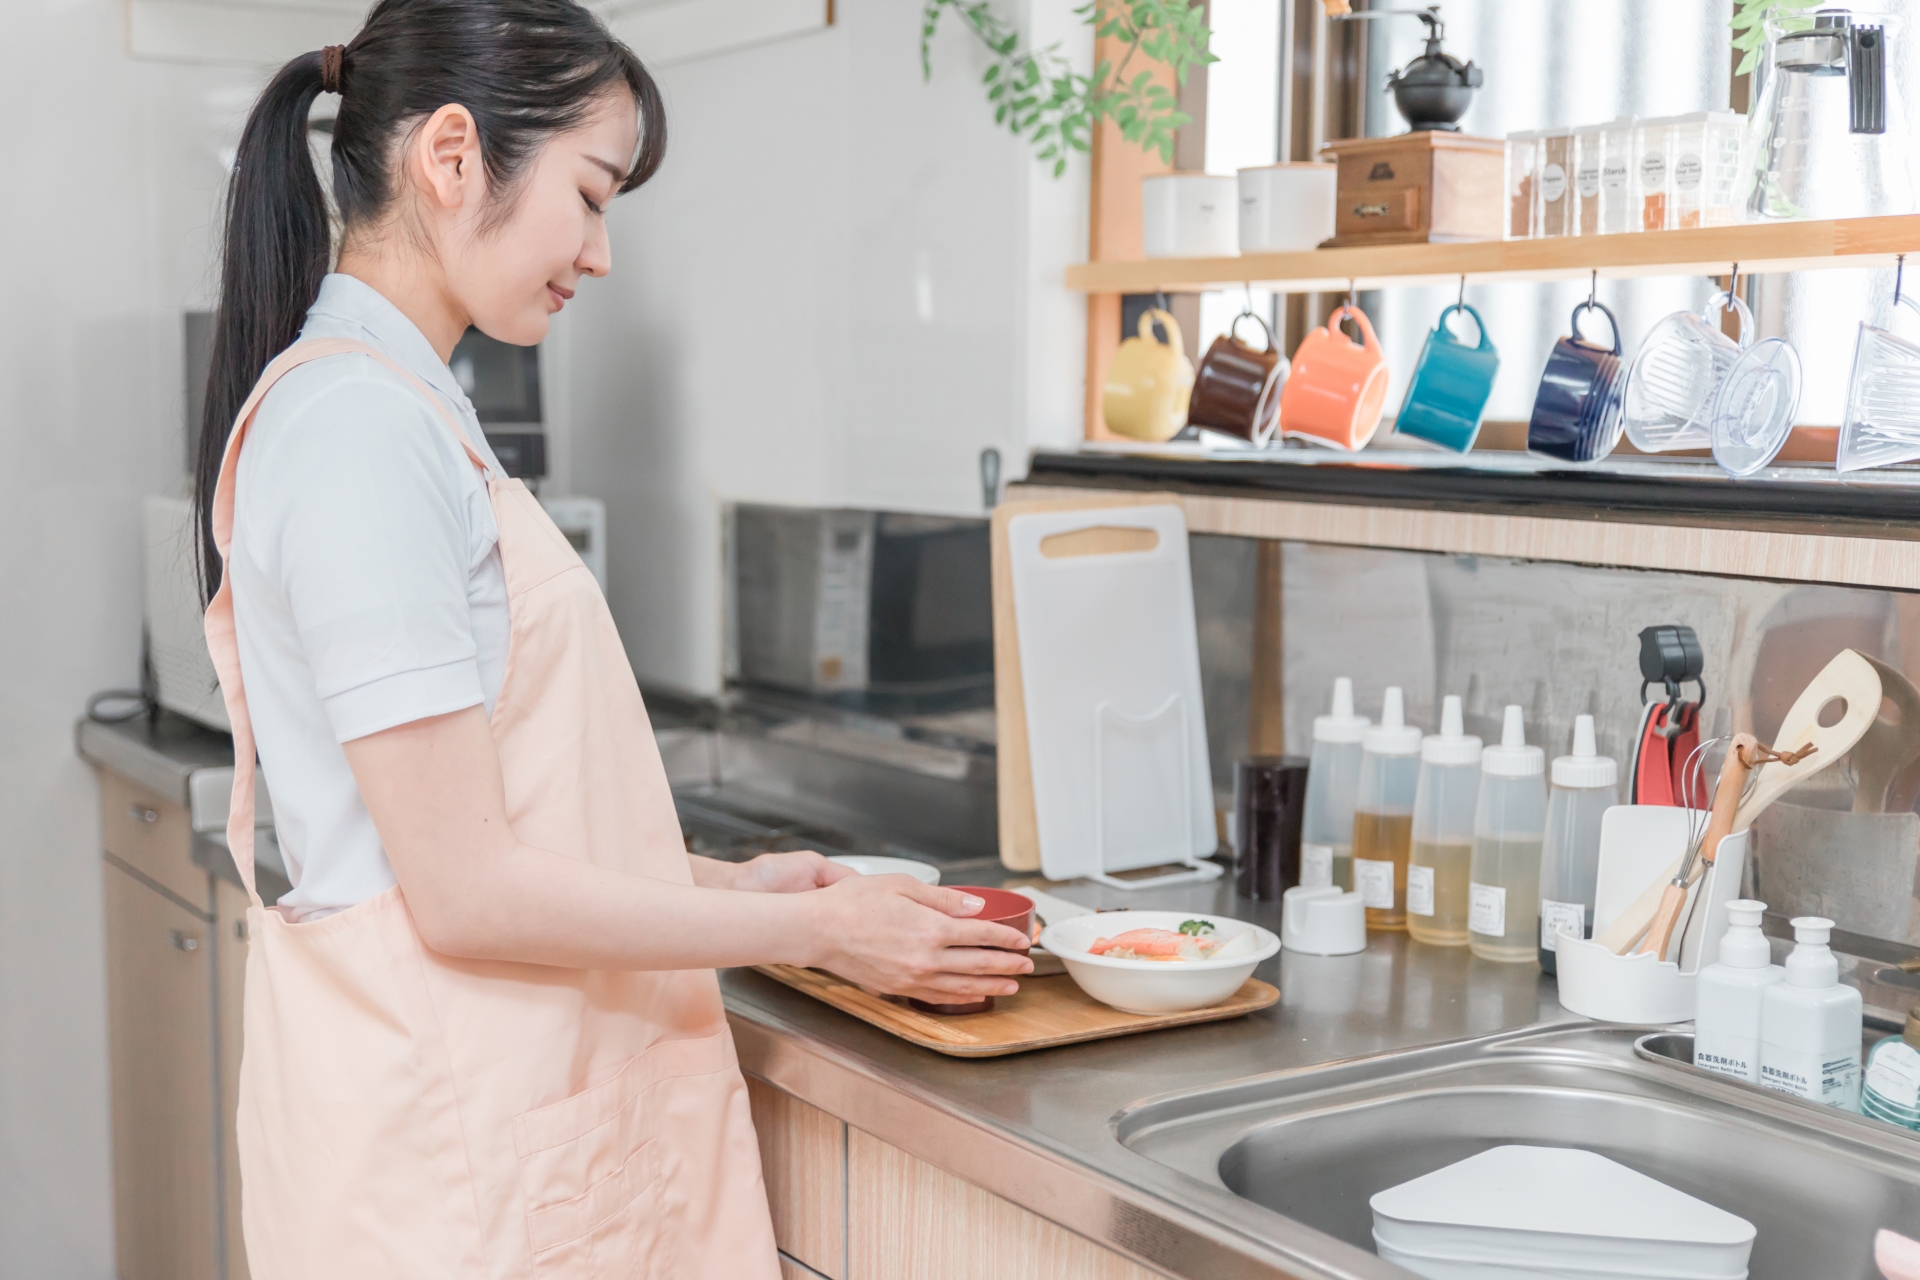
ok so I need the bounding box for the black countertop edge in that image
[1021,451,1920,541]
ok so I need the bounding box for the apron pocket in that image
[513,1031,736,1264]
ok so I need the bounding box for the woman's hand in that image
[799,875,1032,1003]
[732,850,857,895]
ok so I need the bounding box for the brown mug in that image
[1188,311,1289,445]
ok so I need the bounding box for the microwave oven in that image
[728,505,992,699]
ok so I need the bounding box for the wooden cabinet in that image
[747,1075,1162,1280]
[747,1075,846,1279]
[103,857,218,1280]
[97,771,248,1280]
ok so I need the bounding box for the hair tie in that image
[320,45,346,95]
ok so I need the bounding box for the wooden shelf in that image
[1064,214,1920,295]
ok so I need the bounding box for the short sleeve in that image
[249,363,492,743]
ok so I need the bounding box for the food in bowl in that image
[1087,922,1225,961]
[1038,910,1279,1015]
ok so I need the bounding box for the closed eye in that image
[582,192,606,215]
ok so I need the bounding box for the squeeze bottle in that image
[1536,714,1619,973]
[1863,1007,1920,1131]
[1353,688,1423,930]
[1407,695,1481,947]
[1468,706,1546,964]
[1693,900,1783,1084]
[1759,917,1863,1110]
[1301,677,1369,890]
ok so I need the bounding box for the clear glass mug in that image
[1620,291,1752,453]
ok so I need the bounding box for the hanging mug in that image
[1528,300,1626,463]
[1395,303,1500,453]
[1188,311,1290,445]
[1279,304,1391,451]
[1103,308,1195,442]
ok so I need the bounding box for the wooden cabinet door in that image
[847,1129,1167,1280]
[215,876,252,1280]
[104,860,218,1280]
[747,1076,845,1279]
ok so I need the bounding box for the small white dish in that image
[1038,910,1278,1014]
[826,855,940,885]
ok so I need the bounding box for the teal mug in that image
[1395,304,1499,452]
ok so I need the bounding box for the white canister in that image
[1236,163,1337,253]
[1141,172,1239,258]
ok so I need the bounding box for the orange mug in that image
[1279,304,1390,450]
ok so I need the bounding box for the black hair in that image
[193,0,665,601]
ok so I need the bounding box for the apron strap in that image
[203,337,489,907]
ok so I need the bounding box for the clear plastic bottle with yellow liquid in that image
[1407,695,1481,946]
[1352,688,1423,930]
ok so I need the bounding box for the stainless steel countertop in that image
[723,869,1574,1280]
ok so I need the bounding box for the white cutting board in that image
[1007,505,1214,882]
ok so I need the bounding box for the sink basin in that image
[1116,1023,1920,1280]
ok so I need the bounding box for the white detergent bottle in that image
[1301,677,1369,890]
[1759,916,1863,1110]
[1694,900,1783,1084]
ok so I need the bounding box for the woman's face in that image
[451,92,641,346]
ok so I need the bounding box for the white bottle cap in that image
[1420,694,1483,766]
[1480,705,1545,778]
[1785,916,1839,988]
[1363,687,1423,756]
[1717,899,1772,969]
[1312,676,1370,745]
[1551,714,1619,788]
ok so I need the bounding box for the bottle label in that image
[1407,864,1435,916]
[1601,160,1629,194]
[1575,163,1601,200]
[1640,152,1667,190]
[1693,1033,1758,1083]
[1674,152,1704,191]
[1868,1043,1920,1110]
[1760,1048,1860,1106]
[1539,900,1586,953]
[1354,858,1394,909]
[1539,162,1568,203]
[1301,843,1334,888]
[1469,883,1506,937]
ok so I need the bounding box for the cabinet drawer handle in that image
[128,805,159,825]
[1352,202,1392,218]
[169,930,200,953]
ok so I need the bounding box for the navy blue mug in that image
[1396,303,1500,452]
[1529,301,1626,463]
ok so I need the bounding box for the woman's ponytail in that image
[192,1,664,604]
[193,50,334,600]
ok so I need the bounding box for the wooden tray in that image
[753,966,1278,1058]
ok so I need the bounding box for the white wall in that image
[565,0,1089,695]
[0,5,253,1276]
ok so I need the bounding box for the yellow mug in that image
[1103,309,1194,441]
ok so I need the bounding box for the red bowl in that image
[908,886,1034,1016]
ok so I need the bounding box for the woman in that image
[194,2,1031,1274]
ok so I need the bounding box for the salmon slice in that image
[1086,927,1221,961]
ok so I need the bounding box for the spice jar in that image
[1572,123,1607,235]
[1505,130,1541,239]
[1666,110,1745,230]
[1635,115,1678,232]
[1598,116,1637,234]
[1536,127,1575,238]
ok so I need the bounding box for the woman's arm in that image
[342,706,1030,1001]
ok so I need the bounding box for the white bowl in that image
[826,855,940,884]
[1038,910,1278,1014]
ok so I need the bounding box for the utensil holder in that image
[1554,820,1748,1024]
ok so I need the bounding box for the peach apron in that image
[203,338,779,1279]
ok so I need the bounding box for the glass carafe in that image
[1741,8,1913,222]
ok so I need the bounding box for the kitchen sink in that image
[1116,1023,1920,1280]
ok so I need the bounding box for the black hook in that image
[1457,274,1466,310]
[1347,279,1357,313]
[1588,269,1598,310]
[1897,254,1907,308]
